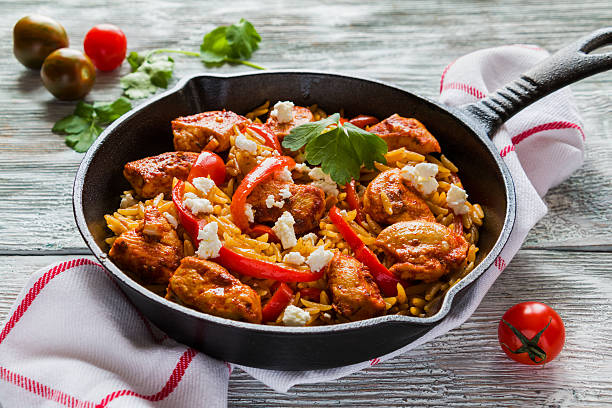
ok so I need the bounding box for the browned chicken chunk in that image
[328,253,386,321]
[123,151,199,199]
[109,207,183,284]
[172,110,249,152]
[363,169,435,225]
[246,178,325,234]
[167,257,262,324]
[368,114,441,154]
[265,105,314,140]
[376,221,468,282]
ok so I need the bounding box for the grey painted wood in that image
[0,0,611,406]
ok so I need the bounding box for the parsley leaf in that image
[120,54,175,99]
[200,19,264,70]
[282,114,388,185]
[52,97,132,153]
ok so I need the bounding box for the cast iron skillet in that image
[74,28,611,369]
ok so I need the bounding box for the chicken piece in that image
[172,110,249,153]
[368,114,441,154]
[246,179,325,234]
[363,169,435,225]
[376,221,468,282]
[167,256,262,324]
[123,151,199,199]
[328,253,386,321]
[109,207,183,284]
[265,106,314,140]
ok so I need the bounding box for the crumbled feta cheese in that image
[302,233,318,244]
[265,194,285,209]
[282,251,305,265]
[308,167,339,196]
[272,211,297,249]
[192,177,216,195]
[244,203,255,223]
[275,166,293,182]
[164,212,178,228]
[447,184,469,215]
[270,101,295,124]
[306,246,334,272]
[294,162,311,173]
[282,305,310,326]
[183,192,214,215]
[196,222,222,259]
[400,163,439,195]
[235,133,258,153]
[120,192,137,208]
[279,186,292,199]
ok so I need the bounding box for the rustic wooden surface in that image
[1,0,611,406]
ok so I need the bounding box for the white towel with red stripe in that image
[0,44,585,406]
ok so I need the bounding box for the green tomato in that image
[41,48,96,101]
[13,15,69,69]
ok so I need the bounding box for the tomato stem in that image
[501,318,552,364]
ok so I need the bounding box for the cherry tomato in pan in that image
[41,48,95,100]
[187,151,226,186]
[13,15,69,69]
[349,115,379,129]
[83,24,127,71]
[498,302,565,365]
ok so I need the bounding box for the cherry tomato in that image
[41,48,96,100]
[187,151,226,185]
[498,302,565,365]
[349,115,379,129]
[13,15,69,69]
[83,24,127,71]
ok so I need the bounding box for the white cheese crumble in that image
[282,251,305,265]
[294,163,311,173]
[301,233,318,244]
[279,186,292,199]
[447,184,469,215]
[192,177,216,195]
[265,194,285,209]
[282,305,310,326]
[272,211,297,249]
[235,133,258,153]
[308,167,339,196]
[196,221,222,259]
[400,163,439,195]
[244,203,255,223]
[270,101,295,124]
[276,166,293,182]
[164,212,178,228]
[306,246,334,272]
[183,192,213,215]
[120,192,137,208]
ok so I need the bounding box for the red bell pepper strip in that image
[230,155,295,231]
[247,224,281,243]
[262,282,294,322]
[171,180,204,243]
[299,287,322,302]
[349,115,379,129]
[345,179,363,225]
[328,205,399,296]
[216,246,324,282]
[248,124,282,152]
[187,151,226,185]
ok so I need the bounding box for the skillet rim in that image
[73,70,516,334]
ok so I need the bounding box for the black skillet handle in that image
[462,27,612,137]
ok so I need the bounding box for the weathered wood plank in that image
[0,250,609,406]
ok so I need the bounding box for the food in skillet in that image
[104,100,483,326]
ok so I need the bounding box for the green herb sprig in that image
[52,97,132,152]
[200,18,264,70]
[282,113,388,185]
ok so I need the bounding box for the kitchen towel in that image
[0,44,585,406]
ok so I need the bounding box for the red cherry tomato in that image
[187,151,226,186]
[498,302,565,365]
[83,24,127,71]
[349,115,379,129]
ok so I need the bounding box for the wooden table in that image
[1,1,611,406]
